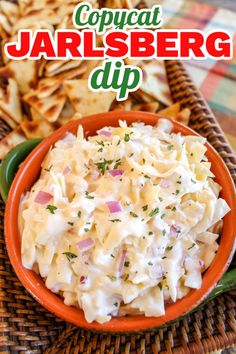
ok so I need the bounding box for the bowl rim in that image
[4,111,236,333]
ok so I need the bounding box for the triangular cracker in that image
[0,78,23,123]
[0,126,26,160]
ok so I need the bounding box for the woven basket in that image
[0,60,236,353]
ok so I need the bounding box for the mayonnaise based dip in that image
[19,119,230,323]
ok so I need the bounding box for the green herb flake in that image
[148,208,159,217]
[124,261,130,267]
[177,181,182,184]
[68,222,74,226]
[173,189,180,196]
[107,275,117,282]
[84,228,89,232]
[110,254,115,258]
[166,246,173,252]
[142,205,148,211]
[77,211,81,218]
[114,159,121,169]
[142,158,146,164]
[44,164,53,172]
[172,206,176,212]
[95,159,113,175]
[63,252,77,261]
[130,211,138,218]
[157,282,163,290]
[161,213,165,219]
[188,243,196,250]
[96,140,105,147]
[85,191,94,199]
[148,261,153,266]
[148,231,153,236]
[144,174,151,179]
[162,230,166,236]
[129,153,134,158]
[159,197,163,202]
[162,256,167,259]
[191,178,196,184]
[190,152,194,157]
[109,219,122,223]
[124,133,130,142]
[113,302,118,307]
[46,205,57,214]
[167,144,174,151]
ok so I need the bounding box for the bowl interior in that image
[5,111,236,333]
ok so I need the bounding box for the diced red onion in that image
[149,265,163,279]
[109,169,124,177]
[77,238,94,252]
[160,180,170,188]
[106,201,122,213]
[99,130,112,137]
[80,275,87,284]
[63,166,71,175]
[118,249,127,275]
[170,224,181,237]
[34,191,52,204]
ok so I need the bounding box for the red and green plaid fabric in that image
[160,0,236,152]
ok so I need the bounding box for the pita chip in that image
[0,109,17,129]
[23,87,67,122]
[64,79,116,116]
[45,60,82,77]
[110,98,133,111]
[0,78,23,123]
[158,102,181,119]
[140,61,173,106]
[133,101,159,113]
[20,119,59,139]
[175,108,191,126]
[6,59,38,95]
[0,126,26,160]
[0,1,19,26]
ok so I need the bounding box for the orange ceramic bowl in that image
[5,111,236,333]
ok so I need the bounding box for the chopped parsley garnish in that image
[124,133,130,142]
[96,140,105,147]
[148,231,153,236]
[166,246,173,252]
[172,206,176,211]
[107,275,117,282]
[130,211,138,218]
[68,222,74,226]
[117,139,121,145]
[113,302,118,307]
[129,153,134,157]
[162,256,167,259]
[188,243,196,250]
[190,152,194,157]
[144,174,151,179]
[84,228,89,232]
[77,211,81,218]
[167,144,174,151]
[142,205,148,211]
[44,164,53,172]
[191,178,196,184]
[173,189,180,195]
[46,205,57,214]
[148,208,159,217]
[142,158,146,164]
[95,159,113,175]
[63,252,77,261]
[161,214,165,219]
[110,254,115,258]
[109,219,122,223]
[148,261,153,266]
[85,191,94,199]
[124,261,130,267]
[162,230,166,236]
[114,159,121,169]
[157,282,163,290]
[177,181,182,184]
[98,148,103,152]
[159,197,163,202]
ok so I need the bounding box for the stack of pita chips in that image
[0,0,191,160]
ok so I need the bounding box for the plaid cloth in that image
[159,0,236,153]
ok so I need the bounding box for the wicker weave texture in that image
[0,60,236,353]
